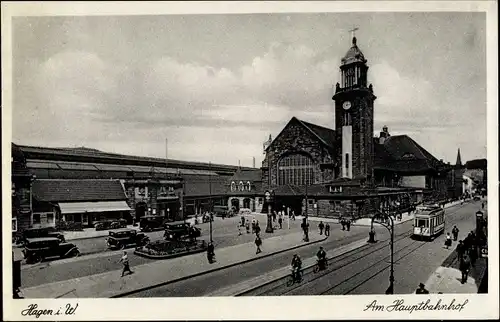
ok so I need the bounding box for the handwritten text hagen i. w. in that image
[21,303,78,319]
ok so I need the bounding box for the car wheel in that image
[72,249,80,257]
[33,254,43,264]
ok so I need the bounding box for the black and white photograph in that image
[2,1,498,320]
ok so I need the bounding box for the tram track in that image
[237,202,468,296]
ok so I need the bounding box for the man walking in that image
[346,219,351,232]
[340,218,345,231]
[255,235,262,254]
[119,251,133,277]
[452,226,459,241]
[459,255,471,284]
[318,221,325,235]
[456,240,465,261]
[278,216,283,229]
[415,283,429,294]
[325,223,330,237]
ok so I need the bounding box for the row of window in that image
[231,181,252,192]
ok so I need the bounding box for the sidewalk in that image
[205,237,368,296]
[423,254,488,294]
[21,231,326,298]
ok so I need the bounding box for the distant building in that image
[11,143,245,233]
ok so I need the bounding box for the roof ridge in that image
[295,118,331,147]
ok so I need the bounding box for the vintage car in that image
[106,229,150,250]
[94,219,127,231]
[164,222,201,241]
[20,227,65,245]
[140,215,167,232]
[22,237,80,264]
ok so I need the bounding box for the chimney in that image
[252,157,256,168]
[379,125,390,144]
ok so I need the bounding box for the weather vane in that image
[349,26,359,41]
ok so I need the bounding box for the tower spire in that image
[456,148,462,166]
[348,26,359,45]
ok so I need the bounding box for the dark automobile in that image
[140,215,167,232]
[22,237,80,264]
[20,227,65,245]
[94,219,127,231]
[106,229,150,250]
[164,223,201,240]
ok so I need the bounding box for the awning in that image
[58,201,131,214]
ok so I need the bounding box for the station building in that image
[227,35,463,219]
[11,143,245,234]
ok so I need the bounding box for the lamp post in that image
[209,162,213,243]
[265,190,274,233]
[370,205,395,294]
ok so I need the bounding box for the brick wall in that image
[262,120,335,190]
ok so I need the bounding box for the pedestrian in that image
[251,221,256,234]
[255,236,262,254]
[119,251,133,277]
[318,221,325,235]
[245,222,250,234]
[415,283,429,294]
[325,223,330,237]
[278,216,283,229]
[482,202,485,210]
[207,242,215,264]
[445,233,452,249]
[469,243,477,266]
[238,225,242,236]
[340,218,345,231]
[272,211,277,223]
[452,226,459,241]
[255,222,261,237]
[241,216,245,227]
[456,240,465,261]
[291,210,295,221]
[459,255,471,284]
[346,219,351,231]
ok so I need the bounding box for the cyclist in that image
[291,254,302,281]
[316,246,327,270]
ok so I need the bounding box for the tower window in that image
[345,153,350,170]
[343,112,351,126]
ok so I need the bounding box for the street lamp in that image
[265,190,274,233]
[370,205,395,295]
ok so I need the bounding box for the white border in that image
[2,1,498,320]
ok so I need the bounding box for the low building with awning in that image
[31,179,131,228]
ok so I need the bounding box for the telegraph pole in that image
[209,161,213,243]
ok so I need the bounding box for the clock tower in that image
[332,34,376,181]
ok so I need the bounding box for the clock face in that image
[343,101,352,110]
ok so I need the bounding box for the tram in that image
[412,205,445,240]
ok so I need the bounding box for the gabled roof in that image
[32,179,127,202]
[229,169,262,182]
[266,117,336,152]
[374,135,444,173]
[297,119,336,149]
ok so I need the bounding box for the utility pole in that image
[209,161,213,243]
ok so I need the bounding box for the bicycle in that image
[286,267,303,286]
[313,259,328,273]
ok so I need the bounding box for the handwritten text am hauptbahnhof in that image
[364,298,469,314]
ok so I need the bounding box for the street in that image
[21,215,302,287]
[124,201,477,297]
[242,201,482,296]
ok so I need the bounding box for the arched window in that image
[230,181,236,192]
[247,181,251,191]
[239,181,244,191]
[277,153,314,186]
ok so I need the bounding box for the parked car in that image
[95,219,127,231]
[164,222,201,241]
[106,229,150,250]
[140,215,167,232]
[20,227,65,245]
[22,237,80,264]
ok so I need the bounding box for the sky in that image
[11,11,487,167]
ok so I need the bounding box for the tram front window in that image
[416,219,427,227]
